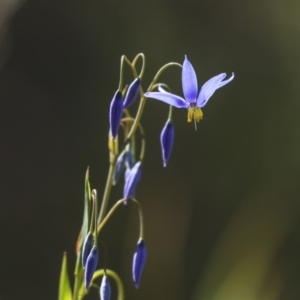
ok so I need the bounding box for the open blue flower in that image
[144,56,234,124]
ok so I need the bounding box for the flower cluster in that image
[145,56,234,165]
[58,53,234,300]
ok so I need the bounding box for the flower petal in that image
[158,85,168,93]
[182,56,198,104]
[197,72,234,107]
[144,91,187,108]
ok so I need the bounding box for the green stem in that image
[126,62,182,140]
[120,117,146,161]
[97,198,144,238]
[168,105,173,120]
[92,190,98,241]
[132,53,146,78]
[78,269,125,300]
[73,264,84,300]
[118,55,139,90]
[97,162,115,225]
[118,56,130,90]
[147,62,182,91]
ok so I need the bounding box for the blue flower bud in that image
[160,120,174,167]
[113,149,127,185]
[132,238,147,289]
[99,275,111,300]
[125,144,134,169]
[84,246,98,290]
[123,161,142,200]
[109,90,124,139]
[124,167,131,183]
[82,232,94,268]
[123,78,141,109]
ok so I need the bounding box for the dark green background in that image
[0,0,300,299]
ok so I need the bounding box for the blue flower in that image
[160,120,174,167]
[132,238,147,289]
[100,275,111,300]
[144,56,234,124]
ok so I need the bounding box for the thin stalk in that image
[168,105,173,120]
[78,269,125,300]
[97,162,115,225]
[126,62,182,140]
[92,190,98,241]
[97,198,144,238]
[73,266,84,300]
[132,53,146,78]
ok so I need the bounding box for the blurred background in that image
[1,0,300,299]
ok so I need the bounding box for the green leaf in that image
[76,167,91,255]
[58,252,72,300]
[82,166,91,245]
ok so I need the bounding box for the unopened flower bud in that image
[113,149,127,185]
[84,246,98,290]
[132,238,147,289]
[123,78,141,109]
[109,90,123,139]
[125,144,134,169]
[99,275,111,300]
[160,120,174,167]
[123,161,142,200]
[82,232,94,268]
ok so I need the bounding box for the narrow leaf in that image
[58,252,72,300]
[78,167,91,254]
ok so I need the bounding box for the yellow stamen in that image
[187,106,203,123]
[187,107,194,122]
[194,107,203,122]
